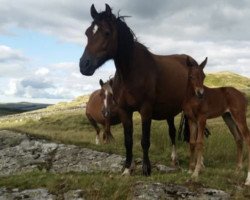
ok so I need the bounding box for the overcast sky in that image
[0,0,249,103]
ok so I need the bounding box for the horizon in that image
[1,1,250,104]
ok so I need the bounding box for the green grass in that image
[0,104,250,199]
[0,74,249,199]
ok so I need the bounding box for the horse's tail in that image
[183,114,190,142]
[177,112,190,142]
[178,112,211,142]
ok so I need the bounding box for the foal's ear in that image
[200,57,208,69]
[186,56,194,67]
[91,4,99,19]
[105,4,112,17]
[99,79,104,87]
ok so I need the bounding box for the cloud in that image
[0,45,27,62]
[0,1,250,103]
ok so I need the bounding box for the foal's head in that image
[99,78,115,118]
[186,57,208,98]
[79,4,135,76]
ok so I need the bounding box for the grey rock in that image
[132,182,230,200]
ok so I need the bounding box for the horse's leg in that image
[119,110,134,176]
[230,110,250,185]
[167,117,177,166]
[222,113,243,171]
[140,104,152,176]
[103,118,114,143]
[86,113,101,145]
[188,120,197,174]
[192,117,206,179]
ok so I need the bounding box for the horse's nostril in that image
[86,60,90,67]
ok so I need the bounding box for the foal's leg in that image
[222,113,243,170]
[167,117,177,166]
[188,120,197,174]
[192,118,206,179]
[86,114,101,145]
[230,110,250,185]
[120,110,134,176]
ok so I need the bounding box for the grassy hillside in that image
[0,71,249,199]
[0,102,51,116]
[205,71,250,89]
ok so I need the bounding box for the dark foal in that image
[183,57,250,185]
[86,79,120,144]
[80,4,196,176]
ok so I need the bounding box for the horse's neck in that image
[114,42,152,82]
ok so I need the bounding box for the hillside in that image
[0,102,51,116]
[205,71,250,89]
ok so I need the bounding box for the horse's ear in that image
[105,4,112,16]
[91,4,99,19]
[109,79,113,87]
[99,79,104,87]
[186,56,193,67]
[200,57,208,69]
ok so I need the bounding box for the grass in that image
[0,75,249,199]
[0,104,250,199]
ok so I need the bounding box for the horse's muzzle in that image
[79,50,97,76]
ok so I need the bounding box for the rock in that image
[0,188,86,200]
[0,188,55,200]
[132,182,230,200]
[155,164,178,173]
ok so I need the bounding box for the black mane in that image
[95,11,136,65]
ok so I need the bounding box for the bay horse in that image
[79,4,196,176]
[86,78,120,144]
[183,57,250,185]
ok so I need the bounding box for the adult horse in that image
[86,79,120,144]
[79,4,195,176]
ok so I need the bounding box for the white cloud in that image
[35,67,49,76]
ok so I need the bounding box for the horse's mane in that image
[95,11,147,65]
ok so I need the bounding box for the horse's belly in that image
[152,104,182,120]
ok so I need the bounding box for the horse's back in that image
[152,54,190,118]
[223,87,248,111]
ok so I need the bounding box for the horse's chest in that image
[116,88,139,108]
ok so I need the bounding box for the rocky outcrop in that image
[0,188,85,200]
[0,130,230,200]
[133,182,230,200]
[0,130,124,175]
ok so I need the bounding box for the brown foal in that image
[183,57,250,185]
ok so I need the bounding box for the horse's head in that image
[79,4,118,76]
[99,78,115,118]
[79,4,135,76]
[186,57,207,99]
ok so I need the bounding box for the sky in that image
[0,0,250,103]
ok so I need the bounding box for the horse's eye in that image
[105,31,111,37]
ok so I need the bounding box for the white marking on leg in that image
[245,172,250,185]
[95,136,100,145]
[122,168,130,176]
[171,145,177,162]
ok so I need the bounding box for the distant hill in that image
[0,102,51,116]
[205,71,250,89]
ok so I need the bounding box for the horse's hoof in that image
[122,168,131,176]
[245,181,250,186]
[191,172,199,181]
[142,162,151,176]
